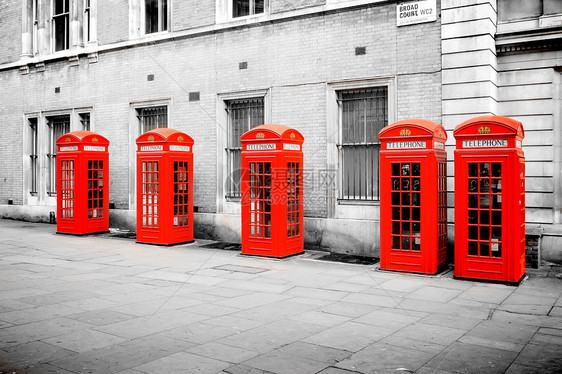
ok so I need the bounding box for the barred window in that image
[225,98,264,198]
[47,115,70,196]
[53,0,69,52]
[137,106,167,133]
[337,87,388,201]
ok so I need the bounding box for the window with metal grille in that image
[53,0,69,51]
[337,87,388,201]
[47,115,70,196]
[233,0,265,17]
[80,112,90,131]
[225,97,264,198]
[29,118,38,196]
[145,0,168,34]
[137,106,167,133]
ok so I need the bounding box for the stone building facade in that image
[0,0,560,263]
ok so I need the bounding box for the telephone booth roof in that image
[453,116,524,139]
[378,119,447,141]
[56,131,110,146]
[241,124,304,144]
[136,128,194,145]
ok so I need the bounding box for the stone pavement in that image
[0,219,561,374]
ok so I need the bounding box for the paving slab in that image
[459,320,538,352]
[132,351,231,373]
[187,341,259,363]
[421,342,519,373]
[0,220,561,374]
[303,321,393,352]
[336,342,436,373]
[242,350,330,374]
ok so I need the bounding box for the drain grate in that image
[212,264,269,274]
[199,242,241,251]
[315,252,379,265]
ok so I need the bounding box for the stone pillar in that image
[37,0,50,55]
[441,0,499,130]
[70,0,84,48]
[21,0,34,57]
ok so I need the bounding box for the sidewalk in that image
[0,219,561,374]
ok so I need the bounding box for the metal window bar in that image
[137,106,167,133]
[225,98,264,198]
[53,0,69,51]
[29,119,38,195]
[337,87,387,201]
[47,115,70,196]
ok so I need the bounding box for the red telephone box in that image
[240,124,304,258]
[56,131,110,235]
[453,116,525,284]
[379,119,448,274]
[136,128,194,246]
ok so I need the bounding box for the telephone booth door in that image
[136,128,194,246]
[379,119,448,274]
[56,131,110,235]
[240,124,304,258]
[453,116,525,284]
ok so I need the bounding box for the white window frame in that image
[52,0,70,52]
[327,78,396,219]
[142,0,169,35]
[216,89,270,214]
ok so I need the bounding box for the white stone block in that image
[503,114,553,131]
[442,50,497,69]
[442,19,496,39]
[441,0,496,11]
[498,83,553,101]
[443,65,497,84]
[442,34,495,54]
[442,2,496,24]
[526,207,554,224]
[499,99,554,116]
[442,81,497,100]
[443,97,497,114]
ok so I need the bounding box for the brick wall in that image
[270,0,326,14]
[173,0,215,30]
[0,0,21,64]
[0,1,442,225]
[97,0,129,45]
